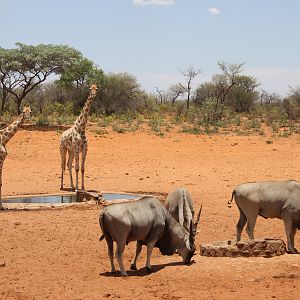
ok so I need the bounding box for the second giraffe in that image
[60,84,98,191]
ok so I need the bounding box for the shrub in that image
[35,114,49,126]
[200,97,224,126]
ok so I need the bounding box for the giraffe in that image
[0,105,32,210]
[60,84,98,192]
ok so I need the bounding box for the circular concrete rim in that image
[1,191,147,210]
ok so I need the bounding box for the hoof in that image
[146,266,152,273]
[287,249,299,254]
[121,273,128,277]
[130,264,137,271]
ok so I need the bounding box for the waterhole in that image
[3,193,141,204]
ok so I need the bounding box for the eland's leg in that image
[145,242,156,272]
[106,236,116,274]
[245,214,258,240]
[236,207,247,241]
[130,241,142,270]
[282,212,298,253]
[281,210,299,253]
[116,240,127,276]
[144,227,164,272]
[283,218,293,252]
[290,224,298,252]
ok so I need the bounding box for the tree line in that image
[1,43,300,124]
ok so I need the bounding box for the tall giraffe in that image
[60,84,98,191]
[0,105,32,210]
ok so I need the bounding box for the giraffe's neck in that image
[74,94,95,132]
[0,113,25,145]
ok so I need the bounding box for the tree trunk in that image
[0,98,5,114]
[16,97,23,114]
[186,90,191,110]
[0,88,9,115]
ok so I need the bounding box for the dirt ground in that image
[0,126,300,299]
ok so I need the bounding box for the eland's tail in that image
[227,190,235,208]
[99,209,105,241]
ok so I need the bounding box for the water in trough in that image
[3,193,141,204]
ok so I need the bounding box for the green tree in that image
[215,61,245,104]
[226,75,260,112]
[282,87,300,120]
[194,82,218,105]
[194,63,259,114]
[99,73,144,114]
[57,58,104,89]
[0,43,82,113]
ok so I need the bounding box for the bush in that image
[200,97,224,126]
[35,114,49,126]
[244,118,261,129]
[181,125,201,135]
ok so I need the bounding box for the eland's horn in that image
[189,219,193,234]
[194,205,202,232]
[189,220,194,245]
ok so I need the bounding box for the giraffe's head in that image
[21,105,32,118]
[89,84,98,97]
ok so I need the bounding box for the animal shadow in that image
[100,261,188,277]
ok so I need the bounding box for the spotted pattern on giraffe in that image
[60,84,98,191]
[0,105,31,210]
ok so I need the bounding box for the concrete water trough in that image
[2,190,144,209]
[200,238,287,258]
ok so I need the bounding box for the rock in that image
[0,260,5,267]
[200,239,286,257]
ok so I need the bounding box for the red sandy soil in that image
[0,126,299,299]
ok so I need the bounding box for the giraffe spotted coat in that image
[60,84,98,191]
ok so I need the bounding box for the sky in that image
[1,0,300,96]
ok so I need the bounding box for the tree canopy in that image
[0,43,84,112]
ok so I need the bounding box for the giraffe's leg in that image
[60,145,67,190]
[0,164,3,210]
[74,151,80,191]
[67,151,75,191]
[81,144,87,190]
[0,164,4,210]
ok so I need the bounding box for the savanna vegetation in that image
[1,43,300,138]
